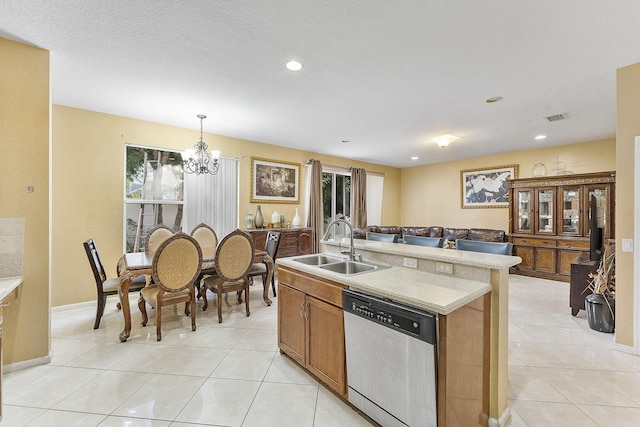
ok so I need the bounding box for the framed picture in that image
[251,157,301,203]
[460,165,518,208]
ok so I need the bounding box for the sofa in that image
[353,225,507,243]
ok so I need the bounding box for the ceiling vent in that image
[544,112,569,122]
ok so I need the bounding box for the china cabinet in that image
[245,227,313,258]
[508,171,615,281]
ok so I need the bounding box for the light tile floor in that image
[3,274,640,426]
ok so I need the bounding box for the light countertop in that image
[277,257,491,315]
[0,276,22,301]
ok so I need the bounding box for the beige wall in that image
[401,138,616,230]
[616,62,640,347]
[0,38,50,364]
[52,105,401,307]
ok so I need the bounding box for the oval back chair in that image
[145,224,175,254]
[138,233,202,341]
[201,229,254,323]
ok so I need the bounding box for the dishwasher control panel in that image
[343,289,436,344]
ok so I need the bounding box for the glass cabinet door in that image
[515,189,533,233]
[585,185,609,237]
[536,188,555,234]
[560,186,582,235]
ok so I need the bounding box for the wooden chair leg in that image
[94,294,107,329]
[155,304,162,341]
[191,291,197,331]
[217,286,223,323]
[244,278,251,317]
[201,286,209,311]
[184,300,191,316]
[139,295,148,326]
[271,274,277,297]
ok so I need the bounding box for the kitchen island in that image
[276,239,520,427]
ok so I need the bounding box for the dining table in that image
[117,247,274,342]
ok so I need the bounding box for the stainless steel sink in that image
[319,260,390,275]
[292,254,345,266]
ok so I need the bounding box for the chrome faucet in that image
[322,219,356,261]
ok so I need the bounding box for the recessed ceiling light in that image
[431,134,460,148]
[486,96,503,103]
[285,60,303,71]
[535,135,547,140]
[411,156,419,160]
[341,139,350,143]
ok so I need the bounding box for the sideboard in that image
[245,227,314,258]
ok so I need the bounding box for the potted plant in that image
[584,241,615,333]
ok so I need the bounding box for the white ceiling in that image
[2,1,640,168]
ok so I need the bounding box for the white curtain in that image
[366,174,384,225]
[185,157,238,239]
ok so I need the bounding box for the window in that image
[124,145,185,252]
[322,170,350,237]
[124,145,239,253]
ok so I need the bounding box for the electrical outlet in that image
[436,262,453,274]
[622,238,634,252]
[403,257,417,268]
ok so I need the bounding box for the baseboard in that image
[488,406,512,427]
[3,352,52,374]
[613,341,638,355]
[52,294,129,313]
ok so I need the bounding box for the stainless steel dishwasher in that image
[343,289,437,427]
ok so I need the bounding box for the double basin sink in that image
[291,253,391,276]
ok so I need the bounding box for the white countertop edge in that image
[322,239,521,269]
[277,258,491,315]
[0,276,23,301]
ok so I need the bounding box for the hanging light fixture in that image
[183,114,221,175]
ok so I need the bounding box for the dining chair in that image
[247,230,281,297]
[403,235,444,248]
[83,239,146,329]
[145,224,175,253]
[138,233,202,341]
[201,229,254,323]
[189,223,219,299]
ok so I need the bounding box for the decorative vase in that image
[255,205,264,228]
[585,294,615,333]
[292,208,302,227]
[271,210,280,227]
[245,213,254,229]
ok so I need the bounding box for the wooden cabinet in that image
[277,265,347,396]
[246,228,314,259]
[508,172,615,282]
[0,286,19,421]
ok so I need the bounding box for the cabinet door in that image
[558,249,584,276]
[535,247,557,273]
[513,245,535,271]
[278,283,306,364]
[560,186,582,236]
[298,230,313,254]
[514,189,533,234]
[584,184,612,239]
[535,188,555,234]
[306,296,346,396]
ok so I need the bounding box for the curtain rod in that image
[306,159,386,176]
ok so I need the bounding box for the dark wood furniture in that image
[83,239,146,329]
[508,171,615,282]
[245,227,313,258]
[570,252,597,316]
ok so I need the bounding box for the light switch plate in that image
[622,238,634,252]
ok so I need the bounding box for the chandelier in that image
[183,114,221,175]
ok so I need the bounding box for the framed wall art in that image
[460,164,518,208]
[251,157,300,203]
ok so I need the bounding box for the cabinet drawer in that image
[557,240,589,249]
[513,237,556,247]
[279,266,346,307]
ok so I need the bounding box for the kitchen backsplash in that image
[0,218,24,278]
